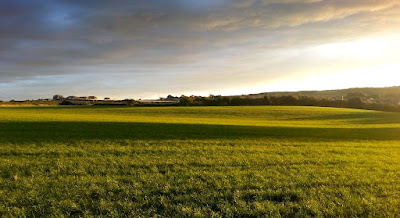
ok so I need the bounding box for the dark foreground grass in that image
[1,106,400,216]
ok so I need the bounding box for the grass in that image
[1,106,400,216]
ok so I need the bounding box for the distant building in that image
[67,96,79,100]
[64,96,97,101]
[104,97,110,100]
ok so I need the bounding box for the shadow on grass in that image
[287,112,400,124]
[1,121,400,144]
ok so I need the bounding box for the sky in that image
[1,0,400,100]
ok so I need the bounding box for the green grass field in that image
[1,106,400,217]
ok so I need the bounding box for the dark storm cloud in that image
[0,0,399,100]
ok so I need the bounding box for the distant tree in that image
[369,93,380,99]
[268,96,278,105]
[179,96,190,106]
[298,96,317,106]
[260,96,270,105]
[347,97,363,108]
[347,92,366,99]
[53,94,64,100]
[125,100,136,106]
[230,97,244,106]
[275,95,298,105]
[166,95,178,100]
[215,96,230,106]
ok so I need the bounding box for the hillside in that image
[241,86,400,104]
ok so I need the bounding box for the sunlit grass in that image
[1,106,400,216]
[1,106,400,128]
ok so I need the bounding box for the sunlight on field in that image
[1,106,400,128]
[1,106,400,216]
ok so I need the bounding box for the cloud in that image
[0,0,399,100]
[197,0,399,31]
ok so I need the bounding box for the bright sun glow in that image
[288,63,400,91]
[316,37,393,58]
[218,34,400,96]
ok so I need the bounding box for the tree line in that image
[172,95,400,112]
